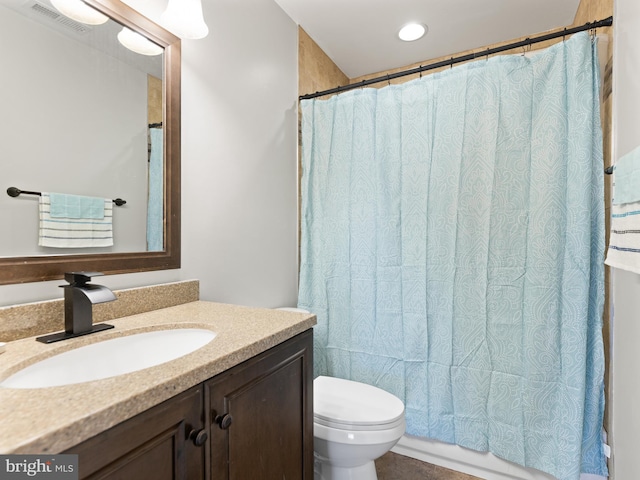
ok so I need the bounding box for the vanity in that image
[0,301,316,479]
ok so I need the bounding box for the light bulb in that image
[117,27,163,56]
[50,0,109,25]
[161,0,209,40]
[398,23,427,42]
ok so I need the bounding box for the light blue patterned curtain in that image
[299,32,606,480]
[147,127,163,252]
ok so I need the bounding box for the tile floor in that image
[375,452,481,480]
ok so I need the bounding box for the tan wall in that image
[298,28,349,100]
[147,75,163,125]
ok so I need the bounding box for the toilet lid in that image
[314,376,405,429]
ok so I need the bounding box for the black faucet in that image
[36,272,117,344]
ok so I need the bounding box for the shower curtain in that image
[147,127,163,252]
[299,32,606,480]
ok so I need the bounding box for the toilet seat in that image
[314,376,405,432]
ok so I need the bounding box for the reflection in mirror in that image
[0,0,181,284]
[1,0,162,255]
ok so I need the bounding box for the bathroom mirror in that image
[0,0,180,285]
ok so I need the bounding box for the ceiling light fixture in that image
[398,23,427,42]
[160,0,209,40]
[117,27,163,56]
[50,0,109,25]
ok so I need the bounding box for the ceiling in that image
[273,0,582,79]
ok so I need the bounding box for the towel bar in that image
[6,187,126,206]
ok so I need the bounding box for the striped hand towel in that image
[605,146,640,274]
[605,202,640,274]
[39,192,113,248]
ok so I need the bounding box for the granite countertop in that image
[0,301,316,454]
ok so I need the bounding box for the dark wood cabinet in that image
[65,330,313,480]
[206,329,313,480]
[66,385,205,480]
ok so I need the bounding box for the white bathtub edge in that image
[391,435,607,480]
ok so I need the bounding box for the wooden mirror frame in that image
[0,0,181,285]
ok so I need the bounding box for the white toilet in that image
[313,376,406,480]
[275,308,406,480]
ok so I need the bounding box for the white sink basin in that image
[0,328,216,389]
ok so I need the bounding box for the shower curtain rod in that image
[299,16,613,100]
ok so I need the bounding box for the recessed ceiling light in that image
[398,23,427,42]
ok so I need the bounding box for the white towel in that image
[605,201,640,274]
[605,146,640,274]
[39,193,113,248]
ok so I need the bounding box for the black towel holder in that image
[6,187,126,206]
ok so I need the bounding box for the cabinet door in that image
[65,385,206,480]
[206,330,313,480]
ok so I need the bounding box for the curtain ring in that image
[486,48,490,61]
[563,27,567,42]
[450,58,454,69]
[387,74,391,86]
[419,66,422,79]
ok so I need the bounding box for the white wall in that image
[179,0,299,308]
[611,0,640,477]
[0,0,299,309]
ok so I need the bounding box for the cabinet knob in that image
[215,413,233,430]
[189,428,208,446]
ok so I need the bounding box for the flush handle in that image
[215,413,233,430]
[189,428,208,447]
